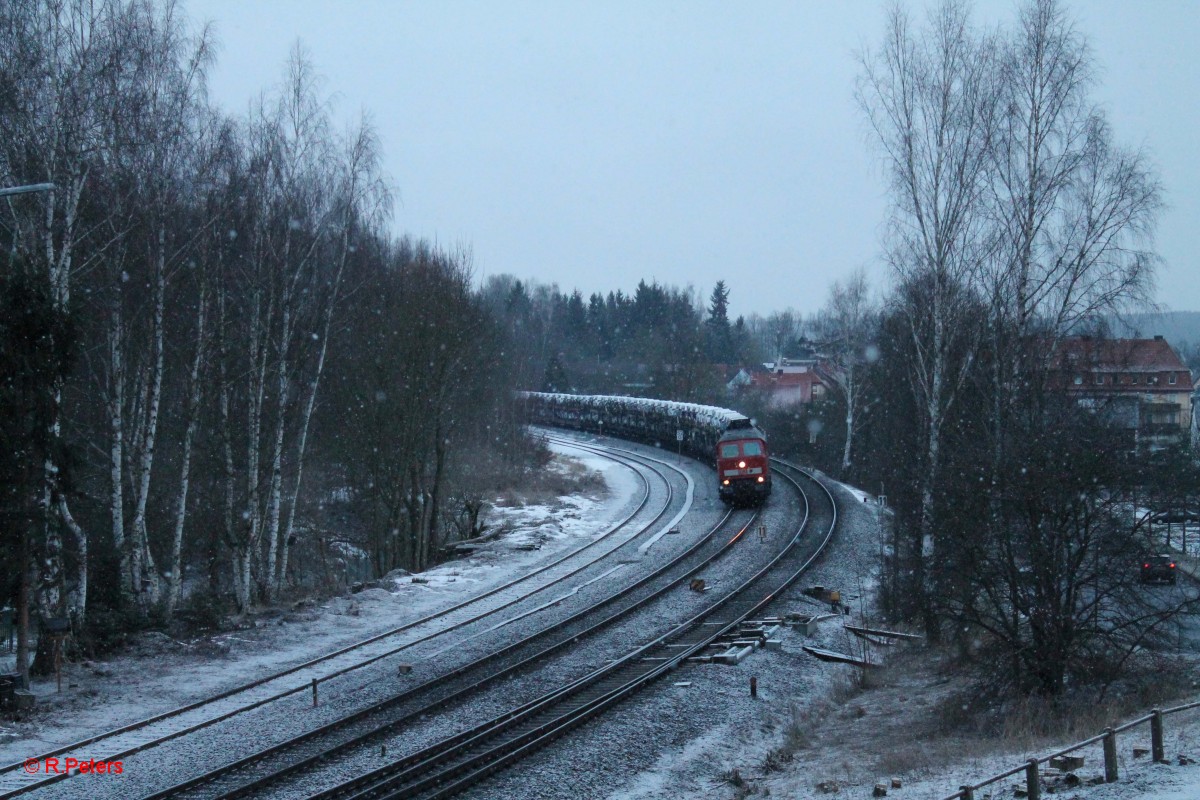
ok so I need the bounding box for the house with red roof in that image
[1056,335,1193,450]
[747,354,834,408]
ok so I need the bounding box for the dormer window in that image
[1094,374,1105,385]
[1169,374,1178,385]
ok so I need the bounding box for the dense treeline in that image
[480,275,818,404]
[0,0,531,680]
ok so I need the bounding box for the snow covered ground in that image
[0,442,640,764]
[590,477,1200,800]
[3,438,1199,800]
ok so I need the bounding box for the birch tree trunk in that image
[241,285,269,611]
[167,281,208,614]
[858,1,997,637]
[128,228,167,606]
[276,288,329,593]
[263,284,292,600]
[38,171,88,628]
[107,275,127,589]
[216,280,248,611]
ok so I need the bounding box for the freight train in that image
[522,392,771,506]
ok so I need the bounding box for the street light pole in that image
[3,181,56,691]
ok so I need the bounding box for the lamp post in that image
[3,181,55,692]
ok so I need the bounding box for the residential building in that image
[1057,335,1193,450]
[748,353,834,408]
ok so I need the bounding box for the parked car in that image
[1140,555,1178,585]
[1150,510,1200,524]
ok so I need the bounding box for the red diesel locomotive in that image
[716,417,771,506]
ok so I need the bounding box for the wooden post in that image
[1025,759,1040,800]
[958,786,974,800]
[1103,728,1119,782]
[54,638,62,694]
[311,677,318,707]
[1151,709,1165,763]
[750,676,757,698]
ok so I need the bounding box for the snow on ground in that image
[601,476,1200,800]
[0,442,638,763]
[4,446,1200,800]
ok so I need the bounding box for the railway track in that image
[229,458,835,800]
[138,443,761,798]
[0,440,687,799]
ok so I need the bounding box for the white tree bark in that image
[128,229,167,605]
[167,281,208,614]
[107,278,126,584]
[859,1,996,632]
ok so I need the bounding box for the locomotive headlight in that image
[757,476,765,483]
[722,479,730,485]
[738,460,746,469]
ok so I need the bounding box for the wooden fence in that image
[942,700,1200,800]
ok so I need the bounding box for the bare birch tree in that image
[858,0,999,632]
[90,0,212,607]
[988,0,1160,344]
[813,270,879,476]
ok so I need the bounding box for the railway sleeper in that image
[711,646,755,665]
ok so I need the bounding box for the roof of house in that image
[1056,336,1190,373]
[749,366,830,391]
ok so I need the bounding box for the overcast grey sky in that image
[186,0,1198,320]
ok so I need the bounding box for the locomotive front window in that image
[741,441,763,456]
[720,444,740,458]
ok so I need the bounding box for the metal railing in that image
[943,699,1200,800]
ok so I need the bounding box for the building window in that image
[1073,374,1083,385]
[1130,375,1138,385]
[1094,374,1105,385]
[1169,374,1177,385]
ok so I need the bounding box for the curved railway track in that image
[239,457,836,800]
[0,441,685,800]
[138,443,761,799]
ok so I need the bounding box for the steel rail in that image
[160,464,752,797]
[306,459,835,800]
[0,441,669,799]
[134,439,744,799]
[202,508,756,800]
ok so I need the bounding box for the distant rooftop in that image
[1057,335,1189,373]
